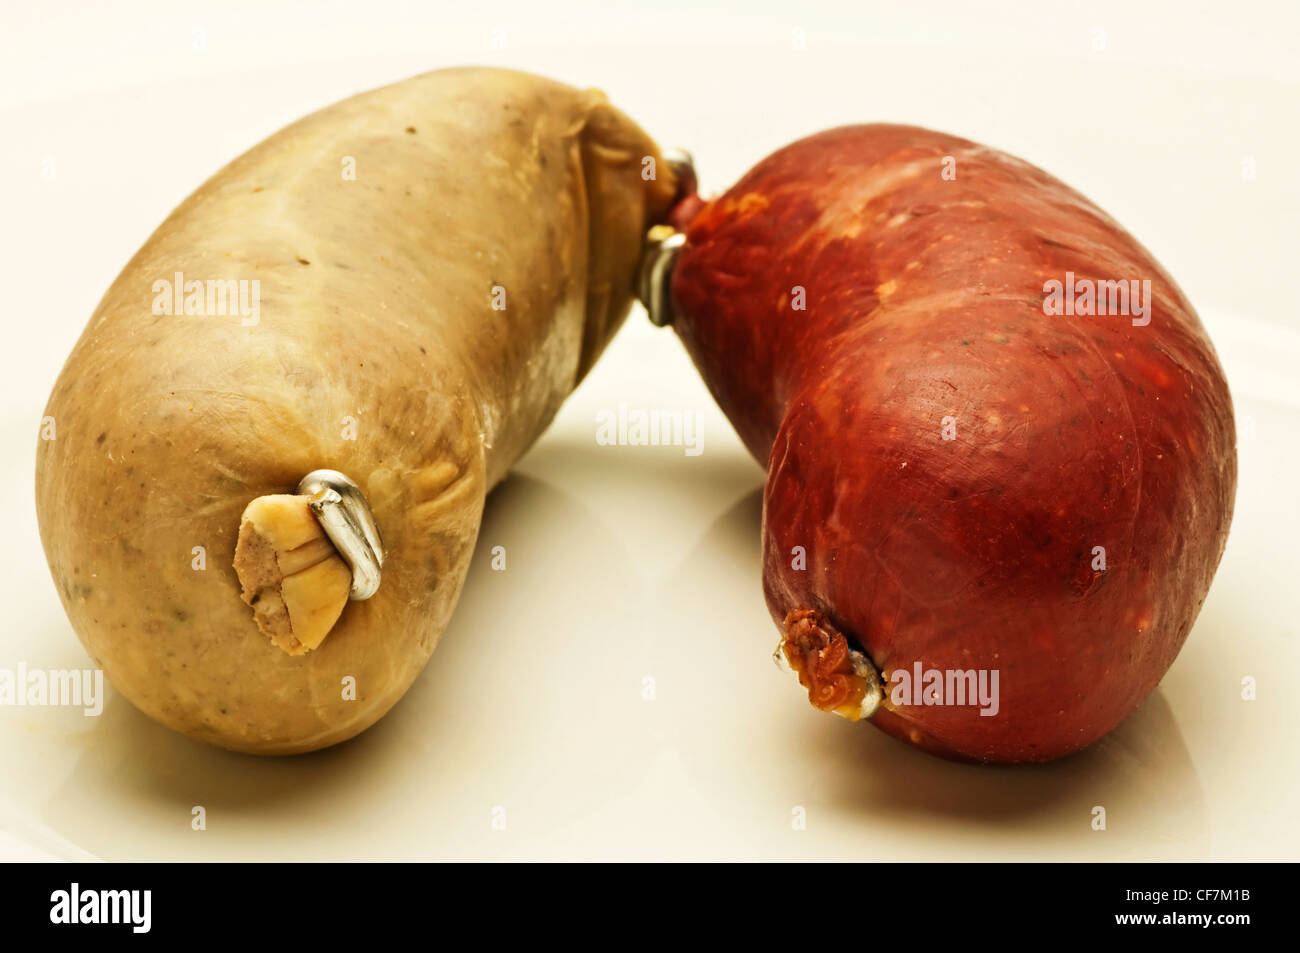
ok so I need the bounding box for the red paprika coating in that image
[670,125,1235,762]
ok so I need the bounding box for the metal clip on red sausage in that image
[639,128,1236,764]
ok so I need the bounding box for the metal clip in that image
[636,148,697,329]
[296,469,385,601]
[663,148,697,202]
[846,649,885,720]
[637,225,686,328]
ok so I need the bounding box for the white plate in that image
[2,0,1297,861]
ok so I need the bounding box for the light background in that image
[1,0,1296,860]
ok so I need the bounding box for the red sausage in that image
[669,125,1236,763]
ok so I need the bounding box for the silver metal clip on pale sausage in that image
[296,469,385,600]
[637,149,696,328]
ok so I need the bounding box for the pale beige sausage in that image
[35,67,676,753]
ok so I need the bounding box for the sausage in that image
[35,67,677,753]
[666,124,1235,762]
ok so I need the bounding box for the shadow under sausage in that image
[34,443,1208,859]
[42,472,645,860]
[660,488,1207,858]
